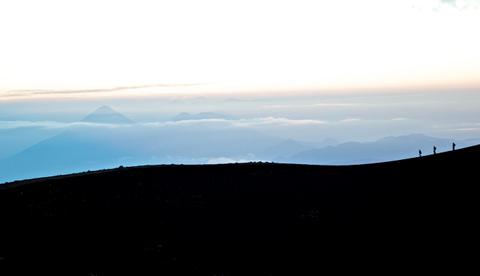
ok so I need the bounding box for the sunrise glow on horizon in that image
[1,0,480,99]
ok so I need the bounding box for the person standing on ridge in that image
[419,150,422,157]
[452,142,456,151]
[433,145,437,155]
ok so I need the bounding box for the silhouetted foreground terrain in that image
[0,146,479,275]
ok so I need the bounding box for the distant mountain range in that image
[0,106,478,183]
[285,134,478,165]
[0,107,280,182]
[82,105,134,124]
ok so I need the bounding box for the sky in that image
[1,0,480,99]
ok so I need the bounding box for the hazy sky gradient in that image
[1,0,480,97]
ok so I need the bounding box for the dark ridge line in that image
[1,143,478,189]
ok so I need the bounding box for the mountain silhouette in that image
[0,112,280,182]
[288,134,469,164]
[82,105,133,124]
[0,144,478,275]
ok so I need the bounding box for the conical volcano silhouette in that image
[82,106,133,124]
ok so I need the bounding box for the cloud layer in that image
[0,117,412,130]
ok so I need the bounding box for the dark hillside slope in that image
[0,146,479,275]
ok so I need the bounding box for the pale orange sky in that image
[1,0,479,98]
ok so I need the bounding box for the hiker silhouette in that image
[452,142,456,151]
[419,150,422,157]
[433,146,437,154]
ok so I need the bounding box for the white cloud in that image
[143,119,228,127]
[0,83,199,100]
[339,118,362,123]
[261,103,362,109]
[450,127,480,132]
[439,0,480,9]
[337,117,408,123]
[0,116,416,130]
[0,120,125,130]
[232,117,326,127]
[143,117,327,128]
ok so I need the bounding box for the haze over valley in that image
[1,90,479,183]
